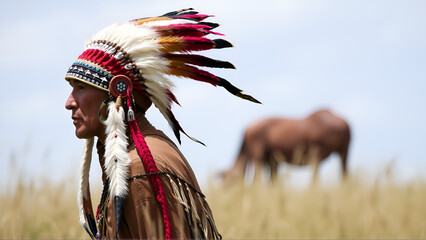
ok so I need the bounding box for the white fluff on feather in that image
[78,137,94,225]
[104,101,131,198]
[88,22,176,131]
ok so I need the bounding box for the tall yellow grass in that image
[0,175,86,239]
[209,179,426,239]
[1,170,425,239]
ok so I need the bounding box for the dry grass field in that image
[0,176,86,239]
[1,169,425,239]
[207,173,426,239]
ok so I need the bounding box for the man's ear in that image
[98,95,110,123]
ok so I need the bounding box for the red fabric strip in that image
[126,94,173,239]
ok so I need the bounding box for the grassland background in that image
[1,166,425,239]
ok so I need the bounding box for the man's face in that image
[65,80,108,140]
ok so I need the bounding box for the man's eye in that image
[77,85,85,90]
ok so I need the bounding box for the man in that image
[64,8,259,239]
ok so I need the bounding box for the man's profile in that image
[64,8,259,239]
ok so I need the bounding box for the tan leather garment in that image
[96,115,220,239]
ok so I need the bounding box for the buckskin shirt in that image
[96,113,220,239]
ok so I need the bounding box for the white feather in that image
[86,18,199,141]
[144,75,173,107]
[141,18,195,27]
[104,101,131,198]
[90,23,159,53]
[78,137,94,225]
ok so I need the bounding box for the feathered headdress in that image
[65,8,260,239]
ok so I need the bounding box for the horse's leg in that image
[252,155,263,183]
[269,152,278,182]
[339,144,349,181]
[309,145,321,186]
[312,159,320,185]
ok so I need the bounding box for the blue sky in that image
[1,0,425,189]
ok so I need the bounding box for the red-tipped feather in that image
[156,24,224,37]
[158,36,215,53]
[166,89,180,106]
[182,37,215,51]
[172,14,211,22]
[156,24,209,37]
[167,62,219,86]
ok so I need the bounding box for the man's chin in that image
[75,129,93,139]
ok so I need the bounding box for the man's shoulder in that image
[128,134,199,187]
[146,135,183,161]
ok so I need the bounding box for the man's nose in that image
[65,93,77,110]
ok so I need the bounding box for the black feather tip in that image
[161,8,195,17]
[168,111,205,146]
[86,213,97,237]
[199,57,235,69]
[213,39,233,49]
[201,22,220,29]
[114,196,125,237]
[217,77,262,104]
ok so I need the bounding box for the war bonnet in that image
[65,8,259,239]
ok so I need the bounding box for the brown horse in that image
[222,109,350,184]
